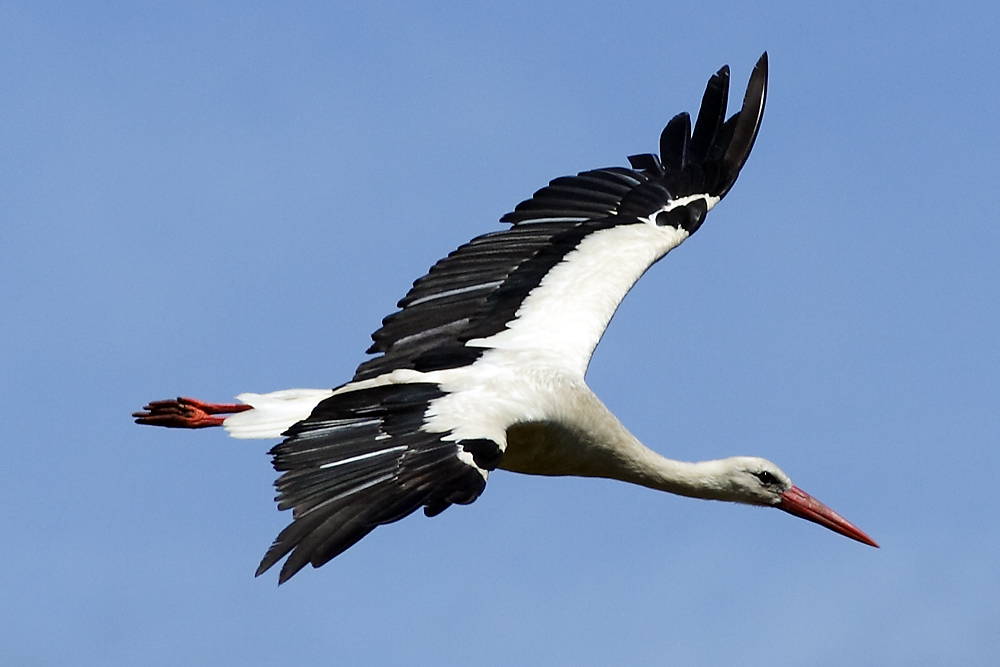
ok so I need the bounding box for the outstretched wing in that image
[257,383,502,583]
[354,53,767,382]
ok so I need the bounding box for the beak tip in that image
[780,486,879,550]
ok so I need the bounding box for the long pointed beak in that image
[779,486,879,547]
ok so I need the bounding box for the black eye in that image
[753,471,780,486]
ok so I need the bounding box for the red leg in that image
[133,397,252,429]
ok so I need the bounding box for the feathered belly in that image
[500,418,645,481]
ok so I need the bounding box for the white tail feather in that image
[223,389,334,439]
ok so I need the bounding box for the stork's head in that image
[714,456,879,548]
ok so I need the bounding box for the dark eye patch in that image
[753,470,781,486]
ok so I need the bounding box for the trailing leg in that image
[133,397,252,429]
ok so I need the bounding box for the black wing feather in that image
[718,52,768,197]
[659,112,691,172]
[688,65,730,166]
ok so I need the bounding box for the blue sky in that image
[2,1,998,664]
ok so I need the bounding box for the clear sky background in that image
[2,2,998,665]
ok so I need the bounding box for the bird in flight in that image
[135,53,877,584]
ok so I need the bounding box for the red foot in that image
[133,397,252,429]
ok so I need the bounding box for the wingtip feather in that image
[717,52,768,197]
[650,53,767,203]
[688,65,730,165]
[659,112,691,171]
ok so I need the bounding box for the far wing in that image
[353,54,767,382]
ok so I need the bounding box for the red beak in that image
[779,486,879,547]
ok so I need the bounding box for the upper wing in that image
[354,53,767,382]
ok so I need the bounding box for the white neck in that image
[492,379,781,506]
[500,390,748,503]
[619,446,744,502]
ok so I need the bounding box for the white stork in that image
[135,53,877,584]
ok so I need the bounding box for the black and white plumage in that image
[135,53,877,584]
